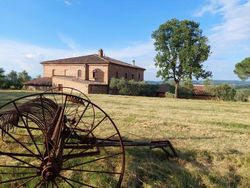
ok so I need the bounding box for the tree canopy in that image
[152,18,211,98]
[0,68,32,89]
[234,57,250,80]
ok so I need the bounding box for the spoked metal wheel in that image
[0,92,125,187]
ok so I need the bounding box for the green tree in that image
[152,18,212,98]
[18,70,31,82]
[6,70,20,89]
[0,68,6,88]
[234,57,250,80]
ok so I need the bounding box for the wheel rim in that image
[0,92,125,187]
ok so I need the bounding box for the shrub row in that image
[204,80,248,102]
[109,78,159,96]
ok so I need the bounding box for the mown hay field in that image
[0,90,249,187]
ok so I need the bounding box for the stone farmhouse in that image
[24,49,145,94]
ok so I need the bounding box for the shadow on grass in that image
[123,145,244,188]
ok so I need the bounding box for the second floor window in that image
[64,70,67,76]
[116,72,118,78]
[52,69,55,76]
[139,73,140,79]
[125,73,127,79]
[132,74,134,79]
[93,70,97,78]
[77,70,82,78]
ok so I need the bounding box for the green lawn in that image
[0,90,249,187]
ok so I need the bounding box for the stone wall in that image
[52,76,89,94]
[108,64,144,82]
[89,85,108,94]
[24,85,51,91]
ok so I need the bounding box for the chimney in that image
[98,49,103,57]
[132,60,135,66]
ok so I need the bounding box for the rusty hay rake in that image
[0,87,177,187]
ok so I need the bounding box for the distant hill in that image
[146,80,250,89]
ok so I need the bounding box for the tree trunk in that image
[175,81,179,98]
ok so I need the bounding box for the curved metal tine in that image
[13,101,43,160]
[59,175,97,188]
[50,88,58,106]
[58,102,90,155]
[63,152,122,170]
[16,175,38,188]
[63,132,118,163]
[0,122,41,161]
[39,94,51,160]
[0,175,38,185]
[64,88,74,114]
[52,94,68,158]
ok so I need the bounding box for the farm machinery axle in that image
[0,88,177,187]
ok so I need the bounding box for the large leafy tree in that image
[234,57,250,80]
[152,18,212,98]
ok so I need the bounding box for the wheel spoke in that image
[13,101,43,159]
[0,175,38,184]
[0,122,41,160]
[58,102,90,155]
[63,152,122,170]
[0,151,40,158]
[59,176,74,188]
[16,175,38,188]
[0,165,36,169]
[59,175,97,188]
[0,152,39,169]
[62,168,121,174]
[0,172,38,174]
[34,179,43,188]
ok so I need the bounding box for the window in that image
[93,70,97,78]
[116,72,118,78]
[77,70,82,77]
[139,73,140,79]
[52,69,55,76]
[125,73,127,79]
[64,70,67,76]
[132,74,134,79]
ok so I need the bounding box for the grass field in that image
[0,90,249,187]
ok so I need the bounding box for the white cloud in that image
[194,0,250,80]
[64,0,71,6]
[0,38,158,80]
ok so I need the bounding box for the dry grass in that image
[0,90,249,187]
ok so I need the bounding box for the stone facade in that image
[26,49,146,94]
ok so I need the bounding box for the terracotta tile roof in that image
[53,76,107,85]
[40,54,145,70]
[193,85,210,96]
[24,77,52,86]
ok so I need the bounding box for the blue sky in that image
[0,0,249,81]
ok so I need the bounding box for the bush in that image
[165,92,175,98]
[235,90,248,102]
[204,82,236,101]
[214,83,236,101]
[109,78,159,96]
